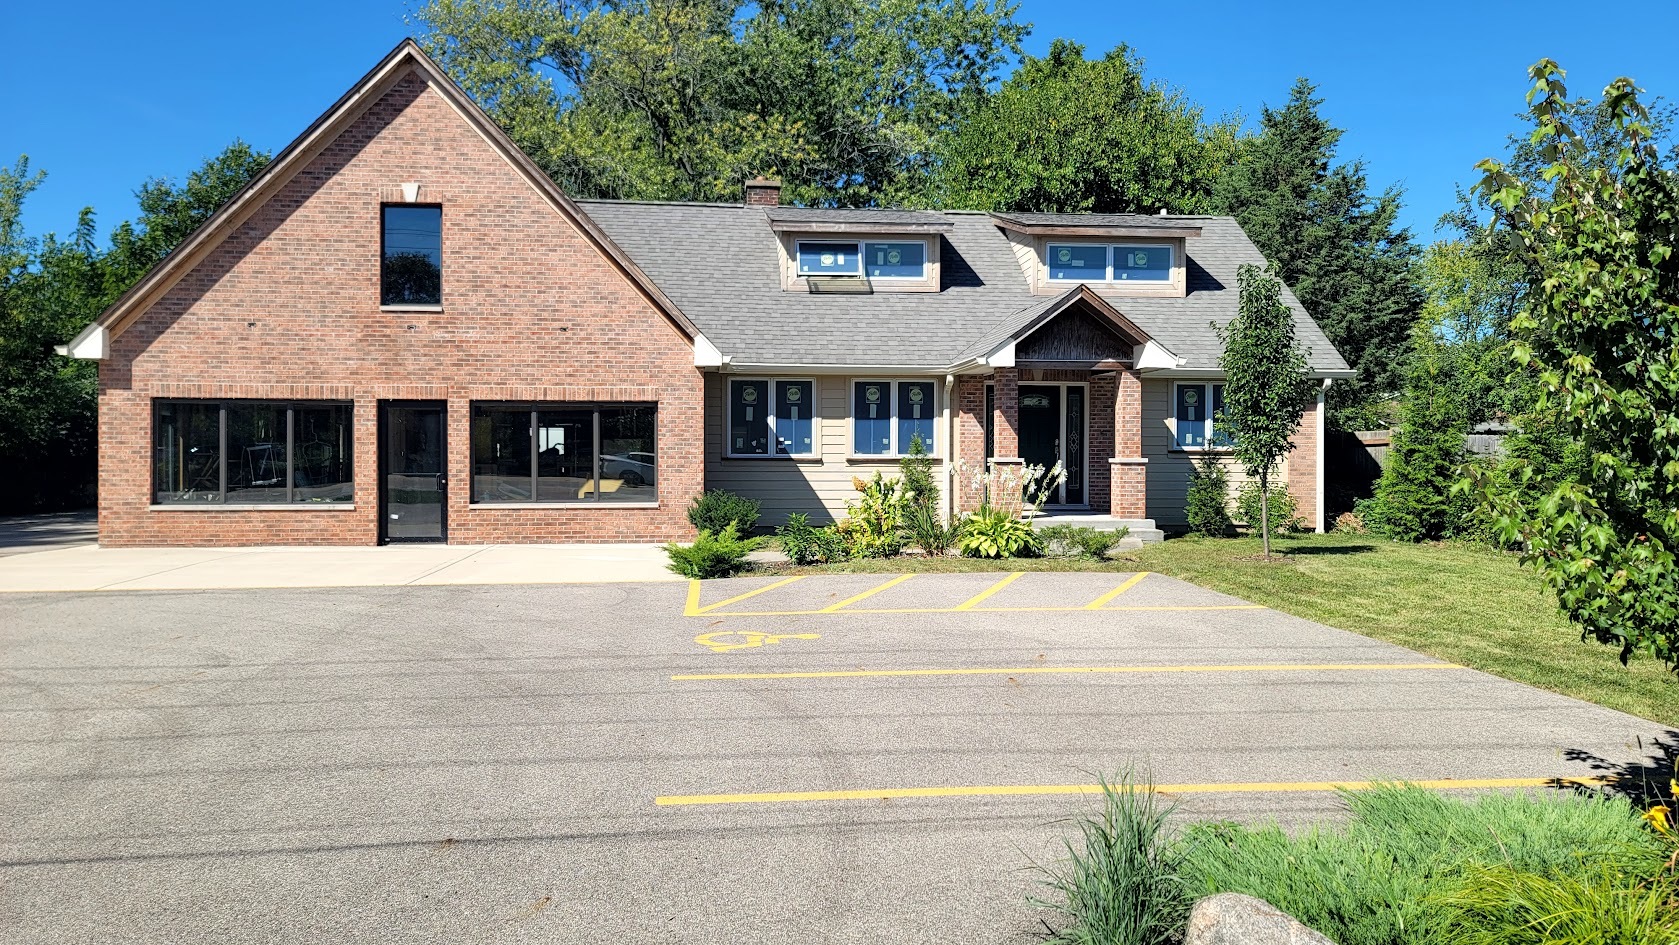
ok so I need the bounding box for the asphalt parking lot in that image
[3,571,1674,944]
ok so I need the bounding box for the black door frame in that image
[378,399,449,544]
[1017,382,1090,508]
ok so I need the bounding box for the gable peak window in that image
[382,204,442,306]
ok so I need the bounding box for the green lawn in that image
[764,532,1679,725]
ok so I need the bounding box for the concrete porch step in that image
[1028,514,1165,547]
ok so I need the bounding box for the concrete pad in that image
[409,544,679,585]
[0,543,678,592]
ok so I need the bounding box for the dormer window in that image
[796,239,929,280]
[1047,243,1175,283]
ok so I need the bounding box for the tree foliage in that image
[414,0,1026,206]
[1472,61,1679,669]
[926,39,1241,213]
[1214,265,1317,556]
[1215,79,1420,428]
[0,144,269,512]
[1366,323,1469,542]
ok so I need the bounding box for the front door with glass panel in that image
[380,401,447,543]
[1017,383,1087,507]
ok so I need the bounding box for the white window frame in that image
[794,240,862,277]
[860,239,930,281]
[1172,380,1231,451]
[726,378,819,459]
[850,379,939,458]
[1045,242,1175,284]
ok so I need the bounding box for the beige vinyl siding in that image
[1141,377,1275,529]
[704,373,948,527]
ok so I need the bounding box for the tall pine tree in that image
[1216,79,1420,429]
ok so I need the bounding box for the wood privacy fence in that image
[1326,428,1508,517]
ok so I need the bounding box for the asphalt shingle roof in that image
[578,201,1349,373]
[764,207,952,230]
[990,211,1201,231]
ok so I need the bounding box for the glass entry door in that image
[1018,383,1088,507]
[380,401,447,543]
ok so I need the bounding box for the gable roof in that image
[582,202,1349,375]
[64,38,698,358]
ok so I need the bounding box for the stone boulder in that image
[1184,893,1337,945]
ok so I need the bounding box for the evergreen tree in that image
[1366,324,1468,541]
[1216,79,1420,428]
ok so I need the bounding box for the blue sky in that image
[6,1,1676,243]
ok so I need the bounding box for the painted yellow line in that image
[696,604,1267,617]
[819,574,914,613]
[684,580,704,616]
[671,661,1463,681]
[954,572,1025,611]
[693,576,807,616]
[1084,571,1150,610]
[655,776,1605,807]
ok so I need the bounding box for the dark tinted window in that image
[729,380,770,456]
[153,401,352,504]
[471,403,655,503]
[381,205,442,305]
[599,406,656,503]
[225,403,289,503]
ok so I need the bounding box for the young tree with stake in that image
[1214,265,1317,558]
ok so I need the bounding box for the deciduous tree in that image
[1214,265,1317,557]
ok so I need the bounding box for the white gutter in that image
[942,373,956,524]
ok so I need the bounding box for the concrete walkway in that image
[0,543,680,592]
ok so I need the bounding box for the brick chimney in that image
[744,177,782,207]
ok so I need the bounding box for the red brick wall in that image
[98,69,701,547]
[1110,369,1146,517]
[953,376,987,513]
[1285,391,1322,532]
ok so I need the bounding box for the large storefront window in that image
[472,403,656,504]
[153,401,353,504]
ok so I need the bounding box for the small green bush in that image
[1184,452,1233,537]
[687,489,761,535]
[1040,524,1127,560]
[904,503,956,556]
[837,472,909,558]
[664,523,752,579]
[898,434,939,512]
[1034,773,1189,945]
[776,513,849,565]
[1235,481,1300,534]
[957,505,1041,559]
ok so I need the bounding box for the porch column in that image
[991,367,1021,462]
[1109,368,1147,518]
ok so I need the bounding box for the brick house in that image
[62,40,1351,547]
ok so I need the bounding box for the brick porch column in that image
[1109,368,1147,518]
[992,367,1021,462]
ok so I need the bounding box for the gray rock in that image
[1184,893,1337,945]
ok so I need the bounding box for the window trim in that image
[1044,241,1176,284]
[794,239,863,277]
[728,377,819,459]
[468,401,658,505]
[860,239,930,281]
[379,202,444,307]
[1171,381,1231,451]
[151,399,355,505]
[849,379,940,459]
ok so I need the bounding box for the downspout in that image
[943,373,956,524]
[1316,379,1331,533]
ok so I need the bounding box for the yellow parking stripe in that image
[954,572,1024,611]
[671,662,1461,681]
[695,576,807,616]
[1083,572,1150,609]
[654,776,1603,807]
[684,580,704,616]
[819,574,913,613]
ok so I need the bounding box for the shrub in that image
[1184,452,1233,537]
[1040,524,1127,560]
[898,434,939,513]
[687,489,761,535]
[904,503,956,556]
[1333,511,1368,533]
[1033,773,1189,945]
[836,472,909,558]
[957,504,1041,559]
[1235,481,1300,534]
[776,513,849,565]
[663,523,753,579]
[1365,325,1469,542]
